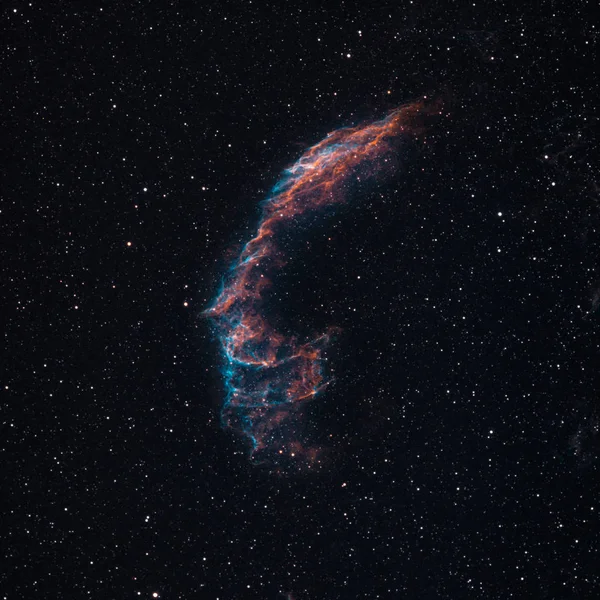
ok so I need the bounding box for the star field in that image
[1,2,599,599]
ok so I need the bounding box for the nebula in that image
[206,99,438,467]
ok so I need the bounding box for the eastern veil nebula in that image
[206,99,438,468]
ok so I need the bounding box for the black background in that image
[2,2,600,599]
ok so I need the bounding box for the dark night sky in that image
[2,2,600,599]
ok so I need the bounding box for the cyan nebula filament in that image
[206,99,437,466]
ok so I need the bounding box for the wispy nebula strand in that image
[206,99,437,464]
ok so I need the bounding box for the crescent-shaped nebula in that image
[206,98,440,469]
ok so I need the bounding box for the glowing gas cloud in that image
[206,99,437,466]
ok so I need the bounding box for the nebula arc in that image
[205,99,435,464]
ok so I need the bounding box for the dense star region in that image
[206,100,438,465]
